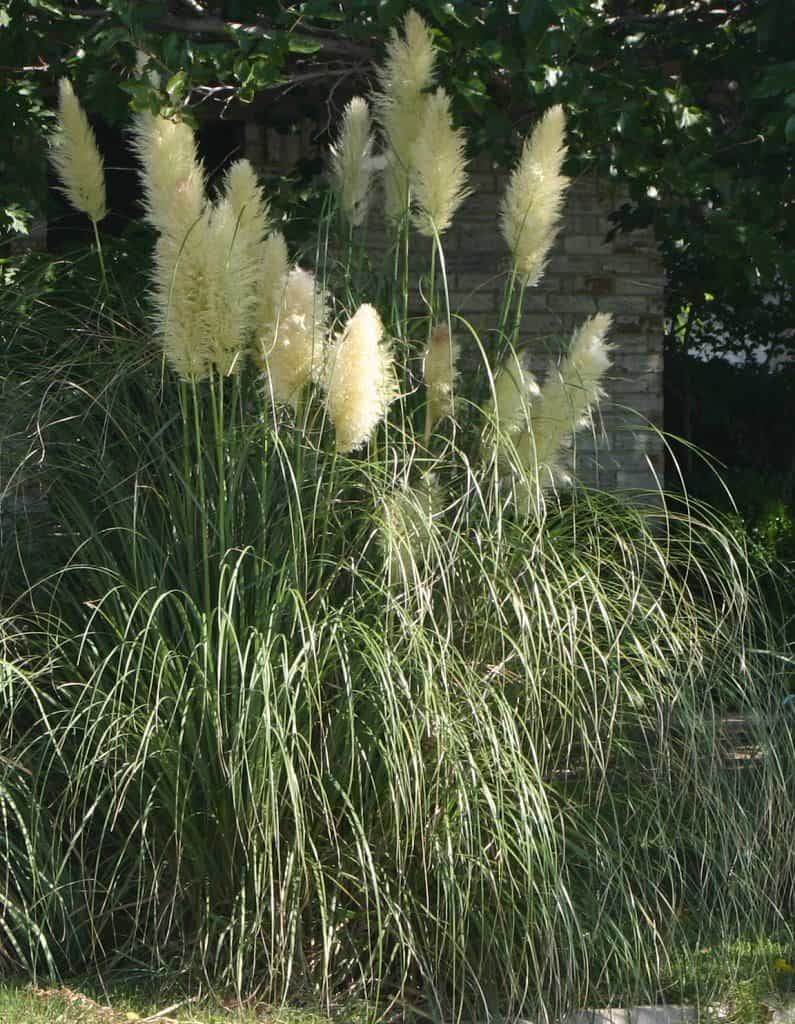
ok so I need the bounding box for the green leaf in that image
[166,71,188,103]
[785,114,795,143]
[287,36,322,54]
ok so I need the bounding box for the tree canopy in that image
[1,0,793,357]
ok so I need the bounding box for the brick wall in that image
[249,128,666,492]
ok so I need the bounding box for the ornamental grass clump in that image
[3,12,794,1023]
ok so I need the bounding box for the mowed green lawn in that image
[0,982,351,1024]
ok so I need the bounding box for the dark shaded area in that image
[665,348,795,629]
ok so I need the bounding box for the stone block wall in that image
[248,128,666,492]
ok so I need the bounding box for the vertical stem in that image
[401,213,410,338]
[210,371,227,560]
[192,380,212,624]
[180,380,194,570]
[511,281,528,346]
[91,217,107,294]
[497,265,520,352]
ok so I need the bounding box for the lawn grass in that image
[0,978,367,1023]
[2,937,793,1024]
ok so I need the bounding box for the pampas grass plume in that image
[491,348,540,434]
[202,162,269,376]
[130,111,205,236]
[500,104,569,285]
[375,9,437,220]
[50,78,107,223]
[255,231,290,369]
[423,322,460,432]
[152,206,214,379]
[322,304,397,453]
[411,88,469,236]
[520,312,613,481]
[131,110,212,378]
[264,267,327,409]
[330,97,375,227]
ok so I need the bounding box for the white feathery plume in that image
[481,347,540,469]
[129,111,205,237]
[200,160,270,375]
[375,9,437,221]
[223,159,270,241]
[263,267,327,409]
[49,78,107,223]
[151,205,214,379]
[330,97,376,227]
[322,304,397,453]
[382,472,441,582]
[411,87,469,236]
[423,322,460,434]
[490,348,540,435]
[518,313,613,484]
[131,110,211,378]
[254,230,290,370]
[500,105,569,286]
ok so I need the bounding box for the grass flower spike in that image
[202,161,269,376]
[322,304,397,452]
[519,313,613,483]
[130,112,205,236]
[330,97,376,227]
[500,105,569,285]
[382,473,441,582]
[152,209,214,379]
[423,322,460,438]
[131,111,210,378]
[411,88,469,236]
[265,267,327,409]
[481,348,540,467]
[255,231,290,370]
[50,78,107,223]
[375,9,437,220]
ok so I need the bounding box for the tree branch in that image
[76,7,374,62]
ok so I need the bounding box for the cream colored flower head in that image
[490,348,540,435]
[375,9,437,221]
[322,304,398,453]
[50,78,107,223]
[254,231,290,370]
[518,312,613,482]
[264,267,327,409]
[500,105,569,286]
[130,111,205,236]
[411,88,469,236]
[330,97,375,227]
[423,322,460,431]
